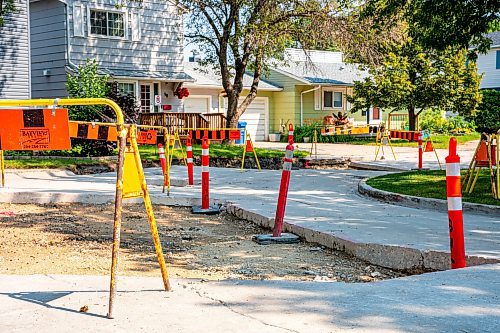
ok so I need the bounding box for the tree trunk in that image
[224,93,240,144]
[408,106,417,131]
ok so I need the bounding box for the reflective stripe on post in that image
[445,137,466,269]
[201,136,210,210]
[272,143,295,237]
[288,123,294,144]
[158,143,167,185]
[186,135,194,185]
[418,132,423,169]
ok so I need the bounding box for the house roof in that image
[486,31,500,47]
[183,62,283,91]
[272,61,369,86]
[66,64,195,82]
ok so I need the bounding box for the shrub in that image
[420,108,474,134]
[468,90,500,134]
[66,61,142,156]
[66,59,114,156]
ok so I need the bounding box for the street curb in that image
[358,178,500,216]
[348,161,409,172]
[224,204,499,272]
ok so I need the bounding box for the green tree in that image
[66,59,114,156]
[468,90,500,134]
[66,59,111,122]
[181,0,364,136]
[362,0,499,54]
[0,0,15,26]
[348,45,482,131]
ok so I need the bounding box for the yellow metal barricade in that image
[0,99,171,319]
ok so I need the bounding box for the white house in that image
[476,31,500,90]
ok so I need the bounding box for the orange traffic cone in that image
[424,140,434,152]
[245,138,253,152]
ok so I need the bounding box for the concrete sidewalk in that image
[0,265,499,332]
[255,141,478,171]
[1,166,499,331]
[1,167,498,271]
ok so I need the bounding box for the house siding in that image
[0,0,30,99]
[477,47,500,89]
[68,0,184,75]
[30,0,68,98]
[264,70,303,132]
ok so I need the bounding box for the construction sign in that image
[137,130,157,145]
[0,109,71,150]
[122,147,143,199]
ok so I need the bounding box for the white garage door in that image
[184,97,210,113]
[238,97,268,142]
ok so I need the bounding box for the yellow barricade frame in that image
[241,130,262,171]
[374,125,397,161]
[0,99,170,319]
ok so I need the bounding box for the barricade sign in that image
[229,130,241,140]
[137,130,157,145]
[0,109,71,150]
[122,147,143,199]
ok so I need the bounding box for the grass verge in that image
[138,144,309,161]
[5,158,102,169]
[330,133,479,149]
[3,144,308,169]
[366,170,499,206]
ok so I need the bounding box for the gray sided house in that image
[0,0,31,99]
[29,0,192,112]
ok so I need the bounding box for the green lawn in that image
[340,133,479,149]
[367,170,499,206]
[138,144,309,161]
[4,158,102,169]
[2,144,307,169]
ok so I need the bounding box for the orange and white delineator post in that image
[201,137,209,209]
[273,143,294,237]
[157,143,168,193]
[445,137,466,269]
[186,134,194,186]
[288,123,294,144]
[418,132,423,169]
[192,136,220,214]
[253,143,300,244]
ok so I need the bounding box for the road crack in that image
[192,286,300,333]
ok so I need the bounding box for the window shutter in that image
[131,11,141,41]
[314,88,321,110]
[73,4,84,37]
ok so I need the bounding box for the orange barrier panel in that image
[137,130,157,145]
[0,108,71,150]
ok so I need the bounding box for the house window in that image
[323,91,333,108]
[118,83,135,96]
[90,10,125,37]
[333,92,343,108]
[372,107,380,120]
[323,90,343,109]
[496,50,500,69]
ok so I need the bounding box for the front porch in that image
[139,112,227,136]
